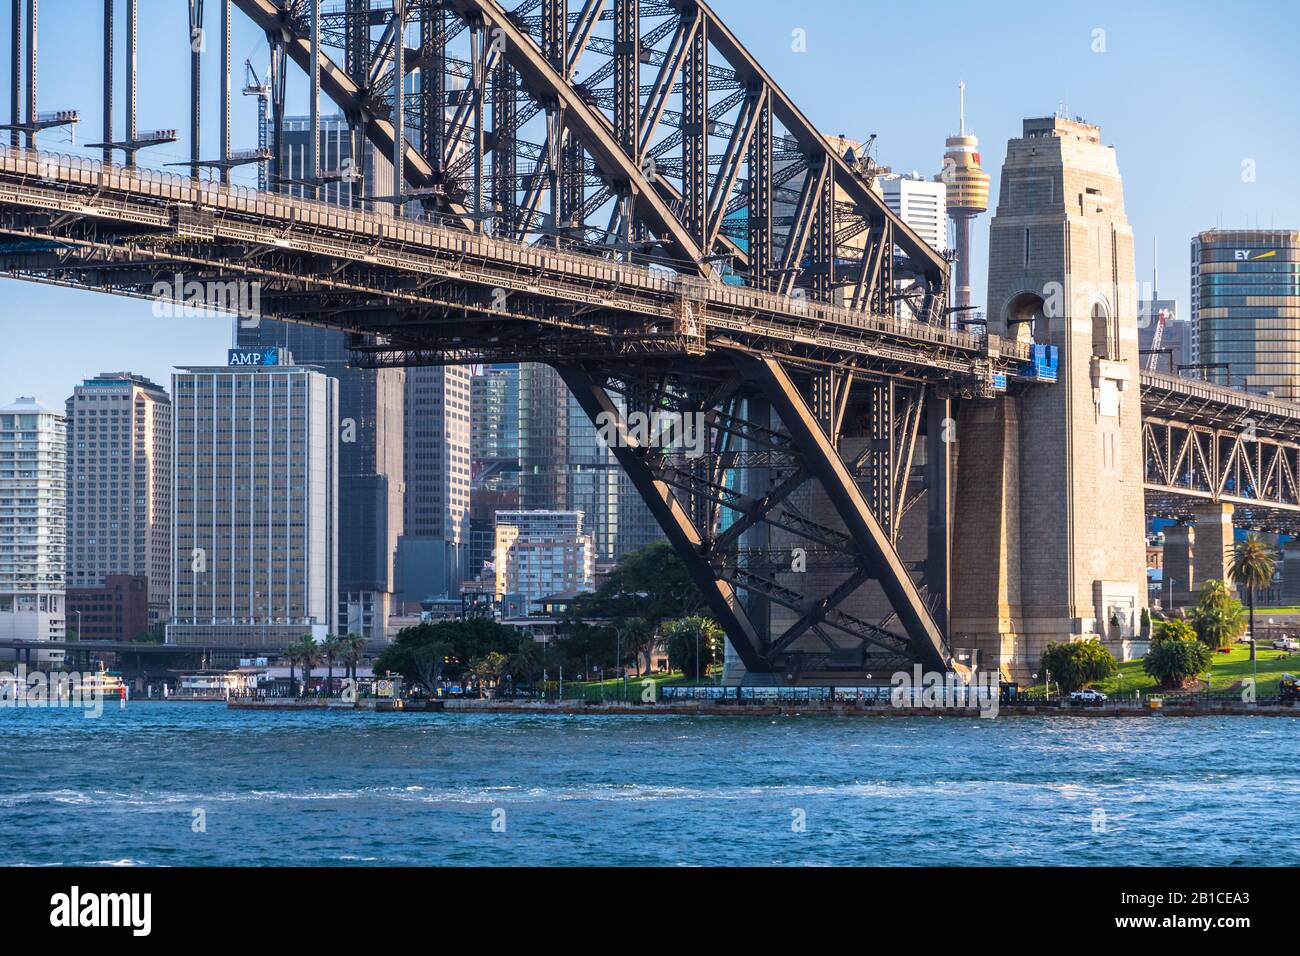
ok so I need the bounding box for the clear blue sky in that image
[2,0,1297,406]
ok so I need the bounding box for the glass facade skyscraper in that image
[517,364,658,563]
[1192,230,1300,398]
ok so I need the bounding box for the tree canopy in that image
[1039,639,1117,693]
[662,616,725,681]
[566,540,705,625]
[1187,579,1247,649]
[374,618,539,691]
[552,540,711,673]
[1144,620,1212,689]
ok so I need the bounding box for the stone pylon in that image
[952,116,1149,680]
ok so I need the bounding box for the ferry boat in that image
[68,666,127,700]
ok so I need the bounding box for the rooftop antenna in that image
[959,80,966,136]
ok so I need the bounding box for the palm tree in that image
[322,633,344,691]
[298,636,323,693]
[619,617,654,677]
[1229,533,1277,663]
[283,642,304,696]
[1188,579,1247,650]
[344,632,367,682]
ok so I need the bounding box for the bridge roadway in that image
[1141,369,1300,534]
[0,145,1032,390]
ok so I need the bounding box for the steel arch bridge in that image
[4,0,1047,681]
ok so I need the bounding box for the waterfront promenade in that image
[227,696,1300,718]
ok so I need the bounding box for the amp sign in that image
[227,348,283,367]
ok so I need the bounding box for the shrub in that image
[1039,639,1118,694]
[1143,624,1212,689]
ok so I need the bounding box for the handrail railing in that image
[0,143,1020,363]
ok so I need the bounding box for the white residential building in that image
[493,510,594,615]
[0,397,67,661]
[875,173,949,254]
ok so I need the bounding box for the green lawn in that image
[1075,644,1300,698]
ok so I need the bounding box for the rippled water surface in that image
[1,703,1296,865]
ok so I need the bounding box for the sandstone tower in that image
[952,116,1148,679]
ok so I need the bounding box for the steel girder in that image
[1142,416,1300,532]
[551,352,950,677]
[1140,369,1300,533]
[554,362,767,670]
[729,353,950,672]
[225,0,946,308]
[234,0,439,189]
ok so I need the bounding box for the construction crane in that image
[1146,307,1170,371]
[243,61,271,191]
[1145,238,1169,371]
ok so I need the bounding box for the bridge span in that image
[1142,368,1300,535]
[2,2,1297,683]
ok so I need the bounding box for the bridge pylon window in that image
[1006,291,1050,346]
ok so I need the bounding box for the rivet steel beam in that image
[732,352,950,672]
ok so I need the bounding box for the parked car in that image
[1069,688,1109,704]
[1272,637,1299,652]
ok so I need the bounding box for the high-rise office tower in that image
[278,114,393,205]
[468,365,521,582]
[248,113,405,642]
[493,511,595,615]
[471,364,521,487]
[519,364,569,513]
[168,350,338,648]
[875,173,948,254]
[236,322,404,645]
[0,397,67,661]
[937,82,990,315]
[1192,230,1300,398]
[565,390,622,562]
[398,365,472,602]
[65,373,172,629]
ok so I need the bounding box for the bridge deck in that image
[0,146,1031,386]
[1141,370,1300,533]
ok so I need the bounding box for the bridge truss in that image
[0,0,1046,679]
[1143,371,1300,535]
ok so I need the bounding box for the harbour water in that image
[1,703,1296,866]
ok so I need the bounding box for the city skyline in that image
[1,0,1299,894]
[2,0,1297,404]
